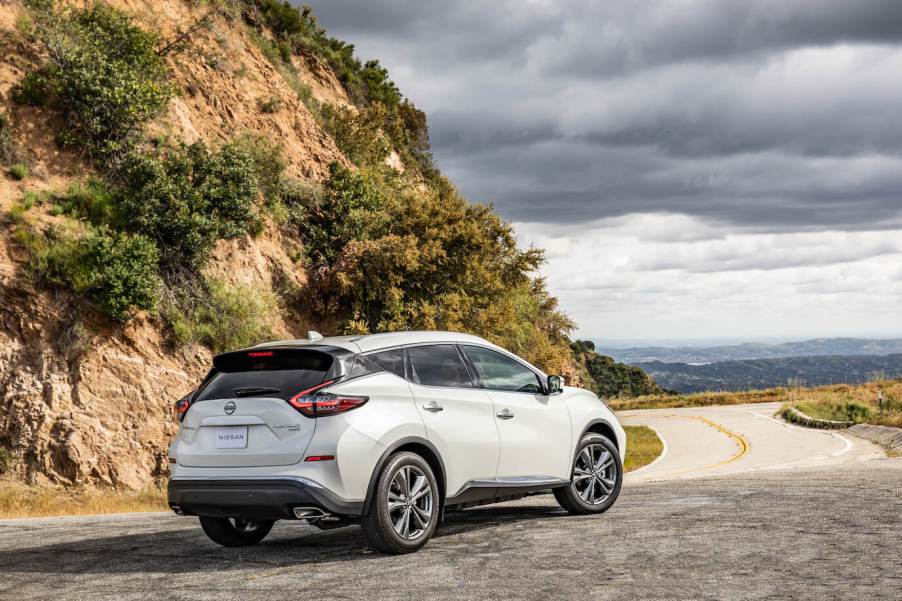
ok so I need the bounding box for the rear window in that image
[194,349,333,402]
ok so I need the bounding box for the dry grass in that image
[610,387,789,411]
[611,379,902,420]
[0,480,167,519]
[624,425,664,473]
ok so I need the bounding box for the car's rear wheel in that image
[362,451,440,554]
[199,516,274,547]
[554,433,622,515]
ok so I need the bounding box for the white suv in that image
[168,331,625,553]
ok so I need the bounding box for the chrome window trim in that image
[363,341,552,395]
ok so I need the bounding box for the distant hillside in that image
[571,340,661,398]
[599,338,902,364]
[638,354,902,393]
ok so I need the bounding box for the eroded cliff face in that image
[0,0,347,488]
[0,282,206,487]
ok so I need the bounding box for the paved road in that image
[619,402,885,482]
[1,404,900,600]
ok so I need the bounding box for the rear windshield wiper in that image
[233,387,281,398]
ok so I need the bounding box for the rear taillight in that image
[173,395,191,422]
[288,380,368,417]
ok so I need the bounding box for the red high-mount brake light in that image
[288,380,368,417]
[247,351,274,358]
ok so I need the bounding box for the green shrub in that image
[111,142,261,269]
[232,133,286,205]
[247,2,429,173]
[297,163,388,265]
[17,225,81,287]
[793,400,874,424]
[21,191,42,210]
[0,447,11,474]
[20,224,159,319]
[294,164,575,373]
[15,2,172,159]
[53,178,115,224]
[254,0,307,39]
[163,278,275,352]
[322,104,391,167]
[258,95,282,114]
[8,163,29,180]
[571,340,661,398]
[0,112,21,164]
[75,227,160,318]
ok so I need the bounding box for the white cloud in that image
[514,215,902,340]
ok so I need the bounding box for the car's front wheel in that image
[199,516,274,547]
[554,433,623,514]
[361,451,440,554]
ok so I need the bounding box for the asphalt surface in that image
[619,402,885,482]
[1,404,900,600]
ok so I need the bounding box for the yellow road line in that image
[654,414,751,476]
[695,416,750,466]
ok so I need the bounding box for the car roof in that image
[252,330,495,354]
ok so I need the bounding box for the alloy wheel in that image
[387,465,433,540]
[230,518,263,533]
[571,443,618,505]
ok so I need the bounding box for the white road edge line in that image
[829,432,853,457]
[626,424,668,476]
[741,408,853,460]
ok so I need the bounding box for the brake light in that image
[247,351,274,358]
[173,396,191,422]
[288,380,368,417]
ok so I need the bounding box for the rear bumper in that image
[167,477,364,520]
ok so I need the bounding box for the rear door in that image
[176,348,333,468]
[460,345,572,481]
[403,344,500,496]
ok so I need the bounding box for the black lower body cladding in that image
[167,478,363,520]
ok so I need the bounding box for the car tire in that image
[554,433,623,515]
[199,516,274,547]
[361,451,440,554]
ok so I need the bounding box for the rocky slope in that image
[0,0,359,488]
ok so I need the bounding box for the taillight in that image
[288,380,368,417]
[173,395,191,422]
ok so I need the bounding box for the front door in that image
[460,345,572,481]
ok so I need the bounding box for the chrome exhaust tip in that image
[292,507,328,520]
[171,505,183,515]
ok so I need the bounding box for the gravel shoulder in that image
[1,459,900,601]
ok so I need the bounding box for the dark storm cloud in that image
[305,1,902,230]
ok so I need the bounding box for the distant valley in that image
[635,353,902,393]
[598,338,902,364]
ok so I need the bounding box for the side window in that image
[461,345,542,393]
[348,355,385,379]
[407,344,473,388]
[366,348,406,379]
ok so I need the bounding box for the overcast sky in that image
[306,0,902,342]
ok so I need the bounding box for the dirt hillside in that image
[0,0,355,488]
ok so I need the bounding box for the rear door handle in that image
[422,401,444,413]
[496,408,514,420]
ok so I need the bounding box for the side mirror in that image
[547,375,564,394]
